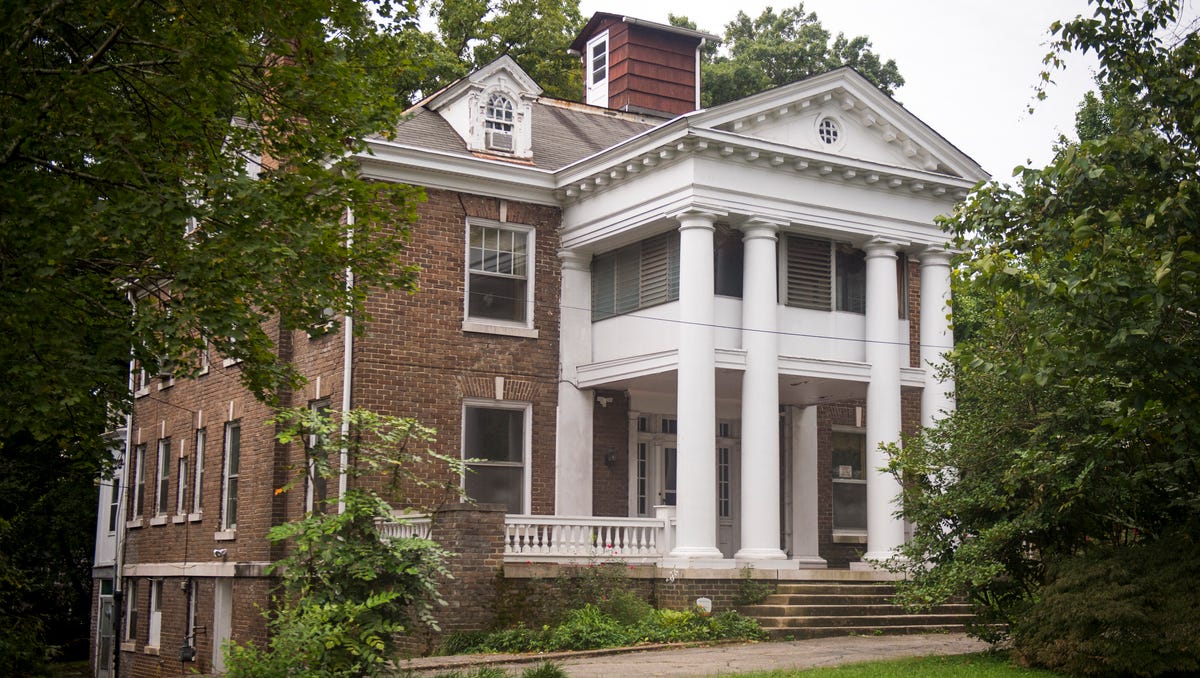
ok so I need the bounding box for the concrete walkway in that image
[399,633,990,676]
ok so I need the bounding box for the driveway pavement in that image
[399,633,990,676]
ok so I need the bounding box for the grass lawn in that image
[730,652,1060,677]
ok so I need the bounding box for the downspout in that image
[113,291,136,678]
[339,207,354,511]
[695,38,706,111]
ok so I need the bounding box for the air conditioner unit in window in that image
[486,130,514,152]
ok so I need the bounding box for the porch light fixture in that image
[604,449,617,467]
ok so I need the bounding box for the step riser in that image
[755,615,975,629]
[773,585,898,596]
[762,625,970,641]
[747,604,971,617]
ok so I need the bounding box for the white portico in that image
[554,67,985,568]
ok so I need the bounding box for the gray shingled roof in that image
[390,100,662,171]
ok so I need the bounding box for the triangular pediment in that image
[691,68,987,181]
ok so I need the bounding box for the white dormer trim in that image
[427,56,541,160]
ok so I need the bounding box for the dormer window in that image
[485,94,515,152]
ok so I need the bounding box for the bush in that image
[545,605,629,650]
[521,662,569,678]
[1013,536,1200,677]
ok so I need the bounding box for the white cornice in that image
[553,125,978,206]
[358,139,558,205]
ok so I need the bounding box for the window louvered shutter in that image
[613,246,640,315]
[640,232,674,307]
[786,235,832,310]
[591,255,615,321]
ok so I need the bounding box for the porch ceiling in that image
[587,368,868,407]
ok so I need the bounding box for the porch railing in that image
[378,511,432,540]
[378,508,678,564]
[503,513,671,562]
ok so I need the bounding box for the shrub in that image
[545,605,629,650]
[1013,536,1200,677]
[521,662,569,678]
[597,588,653,626]
[733,566,772,606]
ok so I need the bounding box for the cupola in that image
[570,13,717,117]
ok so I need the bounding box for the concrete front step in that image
[761,624,972,641]
[749,603,972,617]
[739,580,977,641]
[773,583,898,596]
[753,613,976,629]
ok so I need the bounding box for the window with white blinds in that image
[786,235,906,317]
[785,235,833,310]
[592,231,680,320]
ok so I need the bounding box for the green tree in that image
[673,5,904,108]
[0,0,431,667]
[424,0,585,100]
[889,0,1200,668]
[225,408,461,677]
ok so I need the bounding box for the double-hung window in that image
[462,401,529,514]
[192,429,205,516]
[147,579,162,648]
[466,221,533,328]
[154,438,171,516]
[831,430,867,533]
[221,421,240,531]
[123,579,138,643]
[484,94,515,152]
[130,444,146,521]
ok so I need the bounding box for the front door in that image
[95,587,114,678]
[633,414,740,555]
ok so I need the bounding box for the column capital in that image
[557,249,592,271]
[670,207,726,231]
[863,236,905,258]
[738,216,786,241]
[918,245,955,267]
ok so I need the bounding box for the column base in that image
[666,545,727,562]
[790,555,828,569]
[850,550,904,571]
[733,547,788,561]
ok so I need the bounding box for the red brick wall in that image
[351,189,561,513]
[592,389,630,516]
[907,254,922,368]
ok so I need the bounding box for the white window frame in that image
[831,426,868,539]
[463,219,537,338]
[129,444,146,526]
[147,579,162,649]
[132,360,149,398]
[154,438,171,517]
[460,399,531,515]
[107,476,121,533]
[123,578,138,644]
[586,31,609,107]
[191,429,205,519]
[175,442,188,517]
[305,399,331,514]
[220,421,240,533]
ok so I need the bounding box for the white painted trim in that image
[122,561,272,577]
[461,398,533,515]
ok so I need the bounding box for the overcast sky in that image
[578,0,1103,181]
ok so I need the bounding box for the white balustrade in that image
[503,515,669,562]
[377,512,432,541]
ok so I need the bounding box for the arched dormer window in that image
[484,94,515,152]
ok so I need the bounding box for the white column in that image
[735,219,787,561]
[789,406,826,567]
[862,238,905,564]
[555,250,594,516]
[669,211,724,561]
[920,248,956,427]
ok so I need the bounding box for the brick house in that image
[91,12,986,676]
